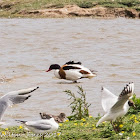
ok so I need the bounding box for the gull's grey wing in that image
[7,87,39,96]
[1,86,39,105]
[111,83,134,112]
[9,95,31,105]
[101,87,118,112]
[0,100,8,120]
[0,95,31,120]
[0,86,39,121]
[28,123,52,130]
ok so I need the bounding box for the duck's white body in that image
[96,83,134,127]
[54,64,96,82]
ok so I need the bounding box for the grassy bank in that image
[0,86,140,140]
[0,0,140,18]
[0,114,140,140]
[0,94,140,140]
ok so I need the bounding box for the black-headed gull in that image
[16,115,59,139]
[40,112,66,123]
[0,86,39,122]
[46,61,96,83]
[96,82,135,127]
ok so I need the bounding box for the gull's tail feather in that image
[96,114,108,127]
[15,120,27,124]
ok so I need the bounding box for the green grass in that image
[1,94,140,140]
[1,88,140,140]
[0,0,140,17]
[3,0,140,9]
[0,113,140,140]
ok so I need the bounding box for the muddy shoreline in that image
[21,5,140,18]
[0,3,140,18]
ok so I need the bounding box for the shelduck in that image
[46,61,96,83]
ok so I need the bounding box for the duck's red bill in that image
[46,69,51,72]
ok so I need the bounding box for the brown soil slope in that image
[0,3,140,18]
[19,5,140,18]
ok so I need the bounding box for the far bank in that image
[0,0,140,18]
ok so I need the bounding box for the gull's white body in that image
[97,101,129,126]
[96,83,134,127]
[20,118,59,134]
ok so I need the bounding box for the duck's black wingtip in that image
[65,61,82,65]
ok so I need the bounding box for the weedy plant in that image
[64,86,91,120]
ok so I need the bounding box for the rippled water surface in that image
[0,18,140,126]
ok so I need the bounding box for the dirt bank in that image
[0,3,140,18]
[19,5,140,18]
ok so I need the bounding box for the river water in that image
[0,18,140,126]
